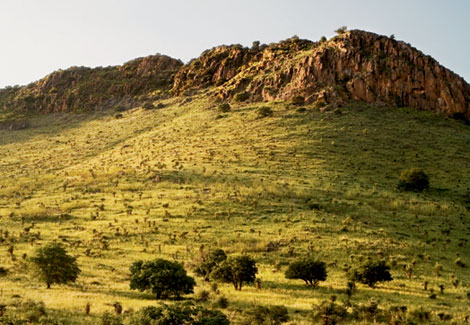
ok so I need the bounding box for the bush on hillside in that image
[397,168,429,192]
[194,248,227,281]
[128,303,229,325]
[234,91,250,102]
[218,103,231,113]
[242,305,290,325]
[257,106,273,118]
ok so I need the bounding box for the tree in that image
[285,258,327,288]
[211,255,257,290]
[349,260,392,288]
[194,248,227,281]
[129,258,195,299]
[30,242,80,289]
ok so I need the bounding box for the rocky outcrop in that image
[173,31,470,120]
[0,54,182,113]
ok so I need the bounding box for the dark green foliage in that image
[234,92,250,102]
[143,102,155,110]
[30,243,80,289]
[211,255,257,290]
[320,36,327,43]
[194,248,227,281]
[397,168,429,192]
[213,296,229,309]
[218,103,231,113]
[285,258,327,288]
[257,106,273,118]
[128,302,229,325]
[101,312,123,325]
[242,305,289,325]
[114,113,123,119]
[349,260,392,288]
[129,258,195,299]
[312,299,347,325]
[0,266,7,277]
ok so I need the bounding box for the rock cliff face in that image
[0,54,182,113]
[173,30,470,120]
[1,30,469,120]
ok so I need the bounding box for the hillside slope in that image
[0,97,469,323]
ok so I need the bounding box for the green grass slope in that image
[0,94,469,323]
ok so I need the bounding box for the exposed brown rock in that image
[0,54,182,113]
[173,31,470,120]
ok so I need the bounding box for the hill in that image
[1,30,469,122]
[0,30,469,324]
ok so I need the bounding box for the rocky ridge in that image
[1,30,469,120]
[0,54,182,113]
[174,30,470,120]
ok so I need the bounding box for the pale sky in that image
[1,0,469,88]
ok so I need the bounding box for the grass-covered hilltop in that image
[0,29,469,324]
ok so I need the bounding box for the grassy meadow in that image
[0,92,469,323]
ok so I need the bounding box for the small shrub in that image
[194,288,210,302]
[243,305,289,325]
[320,36,327,43]
[213,296,229,309]
[101,312,122,325]
[397,168,429,192]
[234,91,250,102]
[218,103,231,113]
[0,267,7,277]
[156,102,165,109]
[291,95,305,106]
[129,303,229,325]
[312,299,347,324]
[142,102,155,110]
[114,113,123,119]
[335,26,348,35]
[257,106,273,118]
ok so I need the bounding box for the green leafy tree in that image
[30,242,80,289]
[194,248,227,281]
[211,255,257,290]
[285,258,327,288]
[130,258,195,299]
[350,260,392,288]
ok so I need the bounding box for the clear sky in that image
[1,0,469,88]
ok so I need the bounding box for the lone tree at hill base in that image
[31,242,80,289]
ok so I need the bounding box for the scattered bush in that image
[285,258,327,288]
[0,266,7,277]
[129,258,195,299]
[211,255,258,290]
[213,296,229,309]
[291,95,305,106]
[349,260,392,288]
[242,305,289,325]
[234,91,250,102]
[128,302,229,325]
[114,113,123,119]
[142,102,155,110]
[218,103,231,113]
[30,242,81,289]
[257,106,273,118]
[397,168,429,192]
[101,312,122,325]
[312,299,347,325]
